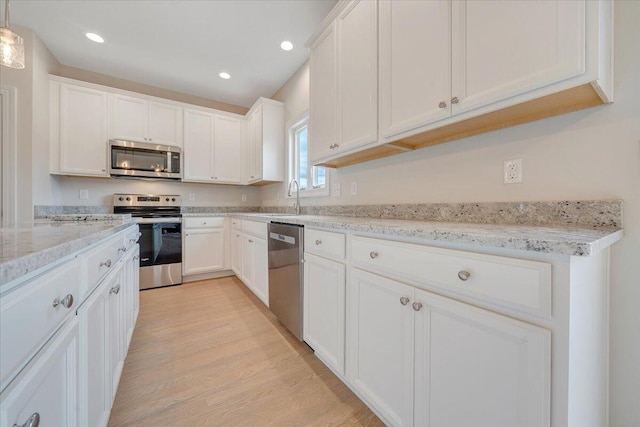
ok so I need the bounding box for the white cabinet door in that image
[451,0,585,115]
[413,288,551,427]
[231,229,242,276]
[107,269,124,407]
[241,235,255,290]
[213,115,242,184]
[252,105,264,181]
[59,84,109,176]
[183,229,225,275]
[309,23,337,161]
[78,276,110,427]
[336,0,378,151]
[379,0,452,139]
[148,102,182,146]
[253,237,269,307]
[245,111,257,183]
[349,269,414,427]
[0,319,79,427]
[183,109,214,182]
[122,246,139,349]
[111,95,148,142]
[303,253,345,375]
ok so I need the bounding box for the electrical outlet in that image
[79,189,88,200]
[241,194,247,202]
[332,182,341,197]
[504,159,523,184]
[350,181,358,195]
[188,193,196,201]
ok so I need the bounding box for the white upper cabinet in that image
[451,0,586,115]
[183,109,214,182]
[183,109,243,184]
[309,23,337,161]
[379,0,452,139]
[336,0,378,151]
[309,0,377,163]
[110,94,182,147]
[244,98,284,185]
[51,81,109,176]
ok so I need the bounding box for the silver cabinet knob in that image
[451,96,459,104]
[248,239,254,243]
[400,296,410,305]
[315,240,322,245]
[329,144,335,149]
[334,144,339,149]
[369,251,379,259]
[118,246,127,253]
[137,232,142,237]
[439,101,447,108]
[412,302,423,311]
[99,259,112,268]
[52,294,74,309]
[101,169,106,172]
[14,412,39,427]
[250,175,255,179]
[110,284,121,295]
[458,270,471,281]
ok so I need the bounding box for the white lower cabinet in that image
[182,218,226,276]
[348,268,551,427]
[0,318,79,427]
[237,220,269,306]
[303,252,346,375]
[231,229,242,276]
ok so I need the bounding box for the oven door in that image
[138,222,182,267]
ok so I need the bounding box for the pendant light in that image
[0,0,25,69]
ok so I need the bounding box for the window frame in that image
[287,111,329,198]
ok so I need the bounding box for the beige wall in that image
[262,2,640,425]
[56,65,248,115]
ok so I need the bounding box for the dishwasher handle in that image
[269,232,297,245]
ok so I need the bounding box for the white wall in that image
[55,176,261,207]
[262,2,640,425]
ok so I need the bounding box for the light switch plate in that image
[332,182,341,197]
[188,193,195,201]
[350,181,358,195]
[79,189,88,200]
[241,194,247,202]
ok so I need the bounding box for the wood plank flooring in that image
[108,276,383,427]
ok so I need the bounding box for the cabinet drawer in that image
[231,218,241,230]
[351,236,551,318]
[84,234,124,295]
[123,225,140,249]
[242,220,267,239]
[0,258,81,391]
[305,228,346,260]
[183,217,225,229]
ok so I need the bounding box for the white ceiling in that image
[11,0,336,107]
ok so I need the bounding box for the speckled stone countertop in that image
[231,213,623,257]
[1,216,136,286]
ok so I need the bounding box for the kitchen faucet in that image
[287,179,300,215]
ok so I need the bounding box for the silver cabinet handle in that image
[315,240,322,245]
[118,246,127,253]
[14,413,39,427]
[250,175,255,179]
[329,144,335,149]
[248,239,254,243]
[52,294,74,309]
[133,255,139,261]
[101,169,106,173]
[369,251,378,259]
[141,257,150,262]
[439,101,447,108]
[458,270,471,281]
[412,302,423,311]
[400,296,410,305]
[110,284,121,295]
[99,259,112,268]
[451,96,459,104]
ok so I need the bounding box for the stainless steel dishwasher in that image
[268,222,304,341]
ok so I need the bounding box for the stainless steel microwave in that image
[109,139,182,180]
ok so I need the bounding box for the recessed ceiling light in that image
[280,41,294,51]
[219,72,231,79]
[85,32,104,43]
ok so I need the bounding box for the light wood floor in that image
[108,276,383,427]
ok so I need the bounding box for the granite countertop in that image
[231,213,623,257]
[1,216,136,286]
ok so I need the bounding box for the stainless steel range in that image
[113,194,182,290]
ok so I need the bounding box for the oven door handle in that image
[136,217,182,224]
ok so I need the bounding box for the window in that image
[289,113,328,197]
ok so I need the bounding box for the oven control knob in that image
[172,198,176,202]
[166,198,170,202]
[119,197,124,201]
[126,197,131,201]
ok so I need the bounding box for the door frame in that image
[1,87,17,227]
